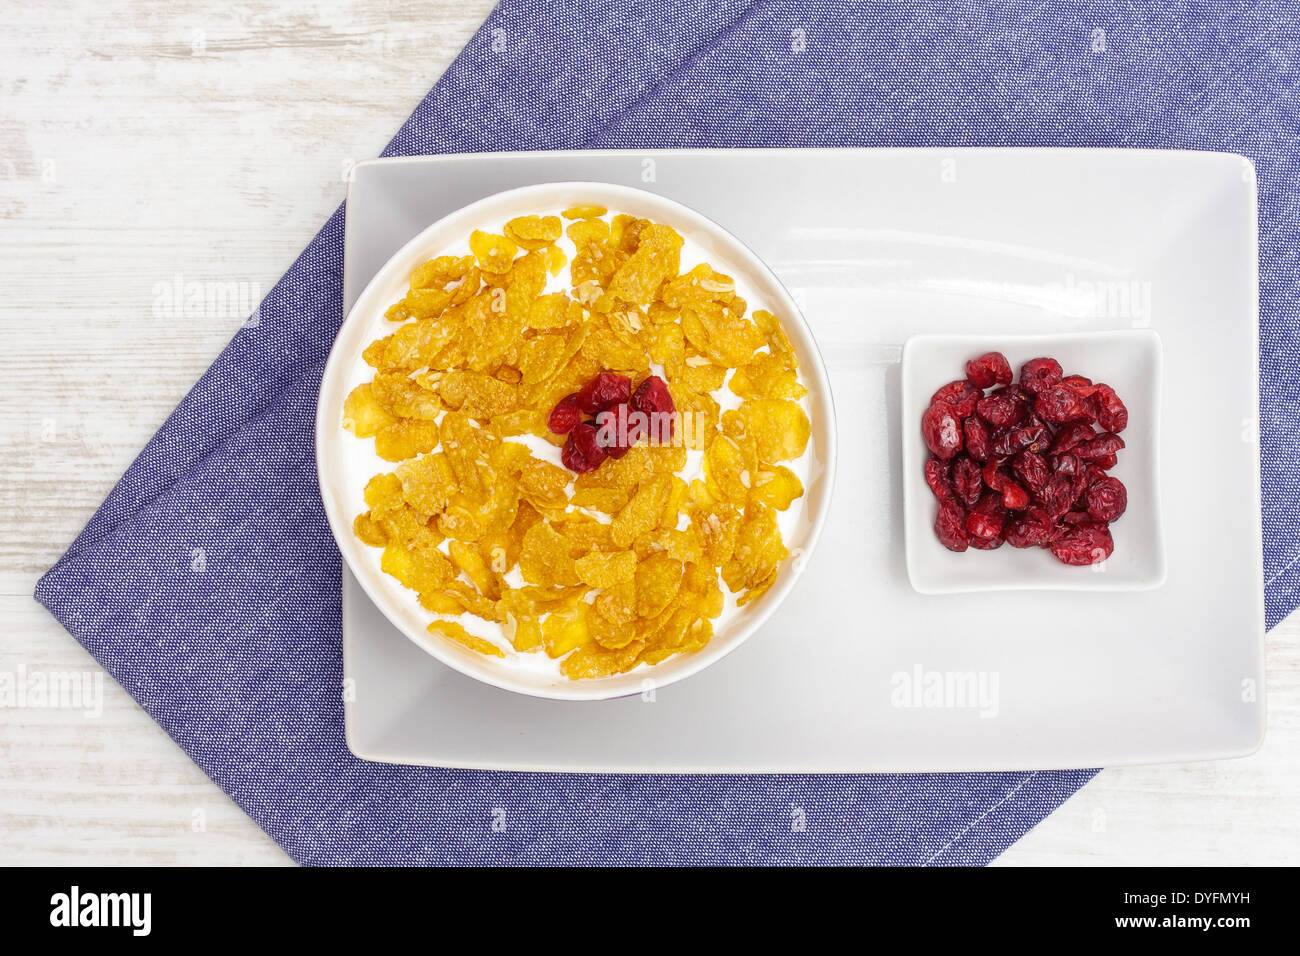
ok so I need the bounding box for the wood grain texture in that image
[1,0,1296,867]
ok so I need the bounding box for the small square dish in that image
[902,330,1167,594]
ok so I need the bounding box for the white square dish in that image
[902,330,1167,593]
[341,148,1264,771]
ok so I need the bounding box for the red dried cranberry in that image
[1020,357,1063,395]
[952,456,984,508]
[925,455,954,501]
[1000,480,1031,510]
[1050,421,1095,454]
[547,393,583,434]
[921,403,964,460]
[629,375,675,443]
[1041,475,1076,517]
[1050,452,1081,476]
[1085,476,1128,522]
[982,457,1007,491]
[1088,383,1128,433]
[560,422,607,473]
[1013,450,1049,494]
[1005,508,1054,548]
[991,424,1050,458]
[576,371,631,415]
[930,380,982,419]
[965,351,1013,389]
[976,388,1028,428]
[1060,374,1095,393]
[1069,468,1091,506]
[969,535,1004,550]
[1049,520,1114,566]
[963,416,992,461]
[631,374,675,416]
[967,492,1006,541]
[1036,385,1095,425]
[934,499,970,552]
[1074,432,1125,460]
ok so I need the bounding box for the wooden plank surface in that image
[1,0,1296,866]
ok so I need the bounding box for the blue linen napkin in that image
[36,0,1296,865]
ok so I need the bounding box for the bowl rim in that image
[900,327,1166,594]
[316,180,839,701]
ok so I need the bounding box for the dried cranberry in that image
[560,422,608,473]
[547,393,583,434]
[576,371,632,415]
[930,380,982,419]
[976,388,1028,428]
[991,424,1050,458]
[982,457,1008,492]
[1020,357,1063,395]
[1049,520,1114,566]
[631,374,675,416]
[629,376,675,443]
[969,535,1004,550]
[925,455,954,501]
[963,416,992,461]
[1069,468,1091,506]
[1087,383,1128,433]
[965,351,1013,389]
[1050,452,1080,476]
[1000,480,1031,510]
[934,499,970,552]
[1013,450,1049,494]
[1050,421,1095,454]
[967,492,1006,541]
[1036,385,1095,425]
[952,456,983,508]
[594,406,641,459]
[1005,508,1054,548]
[1041,475,1076,517]
[1085,476,1128,522]
[1060,374,1095,393]
[1075,432,1125,461]
[921,403,964,460]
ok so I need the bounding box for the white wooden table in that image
[1,0,1296,866]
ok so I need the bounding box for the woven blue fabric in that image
[36,0,1295,865]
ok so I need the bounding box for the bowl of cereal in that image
[316,182,835,700]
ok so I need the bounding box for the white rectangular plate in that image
[341,148,1264,772]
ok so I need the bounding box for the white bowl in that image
[317,182,837,700]
[902,330,1166,593]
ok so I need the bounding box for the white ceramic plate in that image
[317,182,837,701]
[902,330,1167,593]
[340,148,1264,772]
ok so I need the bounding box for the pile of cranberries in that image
[922,351,1129,565]
[548,371,676,473]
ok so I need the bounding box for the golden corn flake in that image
[344,207,813,677]
[562,204,608,220]
[469,230,518,273]
[428,620,504,658]
[575,550,637,588]
[503,215,562,251]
